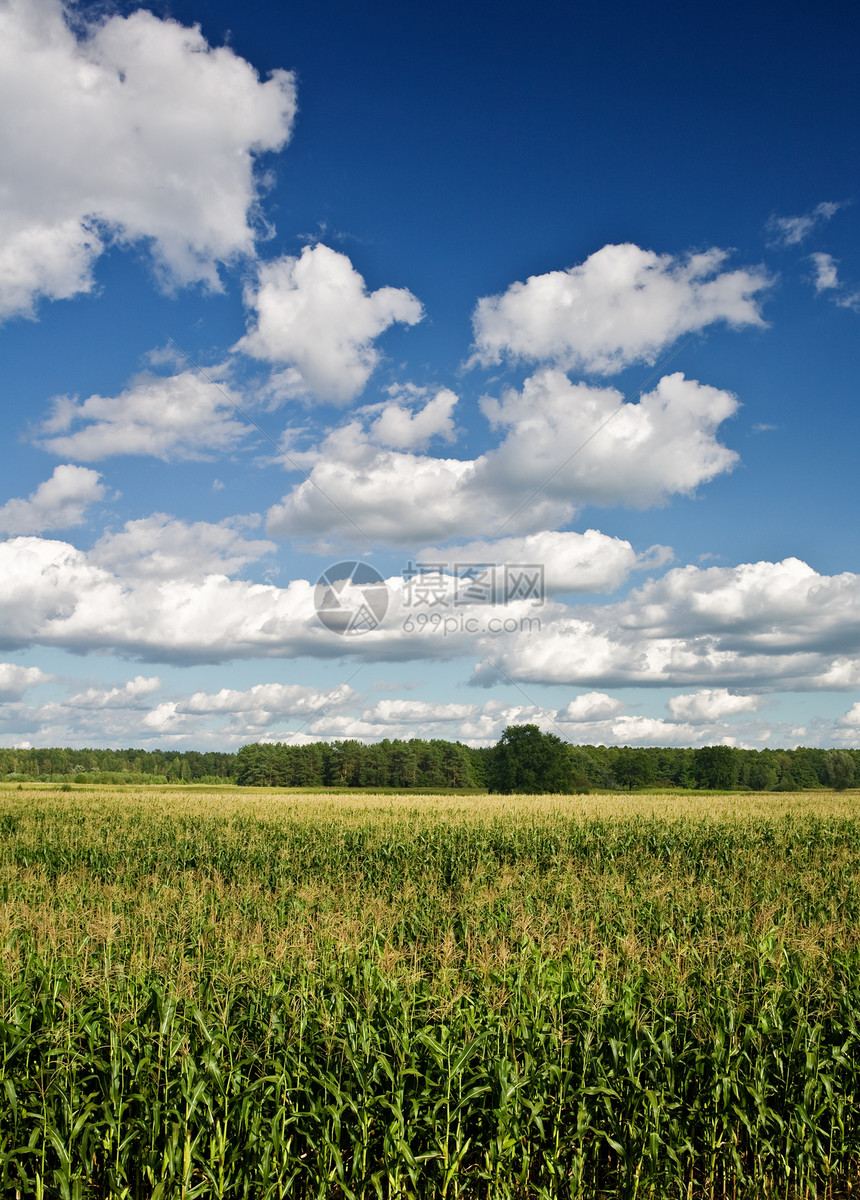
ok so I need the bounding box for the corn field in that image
[0,785,859,1198]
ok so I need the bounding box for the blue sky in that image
[1,0,859,752]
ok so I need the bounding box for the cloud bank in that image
[2,533,860,705]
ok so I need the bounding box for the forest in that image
[1,737,859,791]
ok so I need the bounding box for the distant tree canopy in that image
[233,738,485,789]
[0,746,235,783]
[693,745,738,791]
[1,738,858,792]
[613,747,657,791]
[487,724,577,794]
[825,749,856,791]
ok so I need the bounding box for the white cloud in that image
[0,534,322,662]
[370,388,458,449]
[266,441,480,544]
[482,369,739,509]
[471,244,770,375]
[605,714,700,745]
[613,558,857,648]
[0,464,105,533]
[471,616,629,689]
[0,0,297,319]
[316,699,552,744]
[417,530,671,595]
[235,244,424,402]
[292,714,380,739]
[36,371,248,461]
[141,702,189,734]
[810,252,840,292]
[0,663,53,701]
[0,661,854,750]
[182,682,355,718]
[91,515,274,580]
[668,688,762,722]
[838,703,860,728]
[267,370,739,544]
[471,558,860,690]
[362,699,478,724]
[0,533,565,665]
[560,692,625,721]
[767,201,843,246]
[5,534,860,707]
[808,253,860,313]
[448,701,704,749]
[66,675,161,709]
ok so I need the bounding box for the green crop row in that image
[0,787,858,1198]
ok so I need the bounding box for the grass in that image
[0,784,858,1198]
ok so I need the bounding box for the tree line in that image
[234,738,484,788]
[1,733,858,791]
[0,747,234,784]
[491,728,860,793]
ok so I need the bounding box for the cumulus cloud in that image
[362,699,478,724]
[66,675,161,709]
[5,534,860,707]
[416,530,671,595]
[559,692,625,721]
[141,702,191,734]
[0,535,315,662]
[267,370,739,544]
[235,244,423,402]
[130,682,358,740]
[91,515,275,580]
[767,201,843,246]
[304,699,549,744]
[613,557,858,648]
[481,369,739,510]
[266,440,480,545]
[36,371,248,461]
[444,700,695,747]
[560,692,625,721]
[0,533,594,665]
[838,703,860,728]
[370,388,458,449]
[471,558,860,690]
[0,464,105,533]
[471,244,770,375]
[0,660,850,749]
[0,0,296,319]
[320,697,703,748]
[182,682,355,718]
[668,688,762,722]
[0,663,53,701]
[603,714,701,745]
[471,616,629,689]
